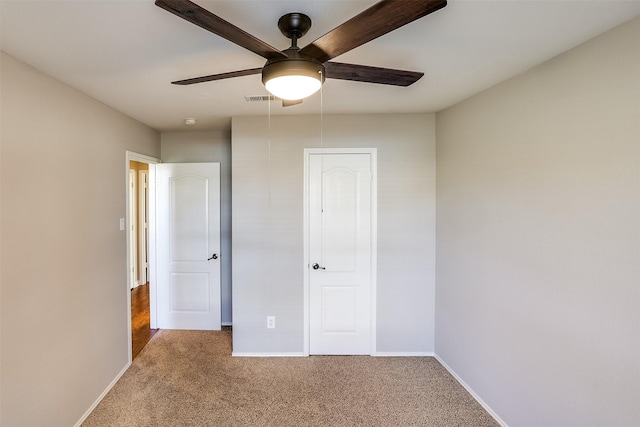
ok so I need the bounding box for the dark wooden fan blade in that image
[300,0,447,63]
[282,99,303,107]
[325,62,423,87]
[155,0,286,60]
[171,68,262,85]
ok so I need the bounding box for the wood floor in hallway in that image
[131,283,158,359]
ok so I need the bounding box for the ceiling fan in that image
[156,0,447,105]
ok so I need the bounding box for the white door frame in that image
[126,151,160,363]
[129,169,138,289]
[138,170,149,285]
[303,148,378,356]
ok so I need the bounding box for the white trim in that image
[434,354,509,427]
[73,362,131,427]
[305,148,378,154]
[125,151,160,363]
[148,164,158,330]
[303,151,310,355]
[127,151,160,164]
[221,321,233,326]
[369,150,378,355]
[138,170,149,285]
[374,352,435,357]
[232,352,305,357]
[129,169,138,290]
[303,148,378,356]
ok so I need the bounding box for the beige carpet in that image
[83,329,498,426]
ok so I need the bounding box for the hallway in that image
[131,283,157,359]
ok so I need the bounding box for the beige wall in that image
[231,114,436,354]
[435,17,640,426]
[160,131,233,324]
[1,52,160,426]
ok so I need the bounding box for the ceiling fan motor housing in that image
[262,48,326,100]
[262,48,325,81]
[261,58,325,83]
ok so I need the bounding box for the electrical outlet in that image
[267,316,275,329]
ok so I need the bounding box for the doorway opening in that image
[126,151,160,361]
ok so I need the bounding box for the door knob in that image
[208,253,218,260]
[312,263,325,270]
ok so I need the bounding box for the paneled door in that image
[308,151,376,354]
[156,163,221,330]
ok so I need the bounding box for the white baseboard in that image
[434,354,508,427]
[233,351,435,357]
[73,361,131,427]
[375,351,435,357]
[232,352,305,357]
[221,321,232,326]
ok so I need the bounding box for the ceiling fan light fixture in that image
[262,59,325,101]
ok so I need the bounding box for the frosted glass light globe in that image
[265,75,322,100]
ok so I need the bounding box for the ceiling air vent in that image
[244,95,303,108]
[244,95,277,102]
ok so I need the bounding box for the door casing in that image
[138,170,149,285]
[129,169,138,289]
[303,148,378,356]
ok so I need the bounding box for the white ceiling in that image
[2,0,639,132]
